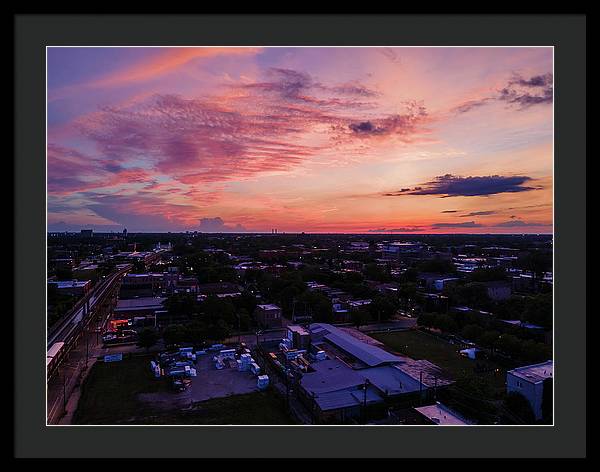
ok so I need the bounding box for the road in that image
[358,317,417,333]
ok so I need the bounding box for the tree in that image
[446,282,491,310]
[418,312,436,328]
[369,294,398,322]
[205,318,231,342]
[523,293,552,329]
[137,328,159,352]
[504,392,535,423]
[418,258,456,274]
[541,377,553,423]
[398,282,417,308]
[351,308,371,329]
[298,291,333,323]
[55,267,73,281]
[433,313,458,333]
[461,324,484,342]
[363,263,391,282]
[469,267,507,282]
[497,334,522,358]
[479,330,501,352]
[162,324,188,346]
[517,251,552,279]
[163,293,198,319]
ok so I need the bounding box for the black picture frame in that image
[14,14,586,458]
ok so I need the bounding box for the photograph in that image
[45,45,555,427]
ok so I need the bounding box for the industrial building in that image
[114,296,166,318]
[48,279,92,297]
[255,304,283,328]
[291,323,453,424]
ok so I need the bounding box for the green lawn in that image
[371,330,511,397]
[141,391,294,425]
[73,355,294,425]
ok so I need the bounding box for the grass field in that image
[141,391,294,425]
[371,330,511,397]
[73,355,294,425]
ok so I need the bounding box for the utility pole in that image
[62,369,67,411]
[255,329,262,347]
[85,327,89,369]
[362,379,370,424]
[285,355,290,410]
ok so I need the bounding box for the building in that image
[197,282,242,298]
[417,273,448,291]
[287,325,310,350]
[255,304,282,328]
[48,280,92,297]
[381,242,423,260]
[80,229,93,237]
[506,360,553,420]
[414,402,473,425]
[483,281,512,301]
[341,260,363,272]
[433,277,460,292]
[114,297,166,318]
[298,323,453,423]
[72,262,98,279]
[121,273,165,296]
[111,250,161,268]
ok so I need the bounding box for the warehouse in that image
[114,297,166,318]
[297,323,453,423]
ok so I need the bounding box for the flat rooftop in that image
[415,403,473,425]
[257,304,281,310]
[115,297,166,311]
[288,325,310,335]
[48,280,91,289]
[311,323,404,367]
[508,360,553,384]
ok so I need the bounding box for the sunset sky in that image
[47,47,553,234]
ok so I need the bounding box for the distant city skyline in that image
[48,47,553,234]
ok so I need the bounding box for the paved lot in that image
[138,352,260,409]
[189,354,258,402]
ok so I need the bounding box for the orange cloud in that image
[88,47,262,88]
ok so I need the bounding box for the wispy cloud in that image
[451,73,553,114]
[498,73,553,108]
[459,210,497,217]
[431,221,483,229]
[492,220,551,228]
[368,226,425,232]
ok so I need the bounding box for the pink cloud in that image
[72,70,432,187]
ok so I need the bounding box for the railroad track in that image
[47,264,131,350]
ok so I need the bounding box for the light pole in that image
[362,379,371,424]
[85,327,89,369]
[255,329,263,347]
[62,368,66,411]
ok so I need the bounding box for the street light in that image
[255,329,263,347]
[362,379,371,424]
